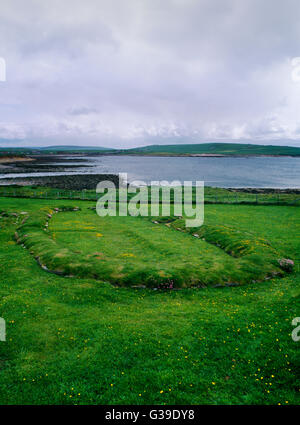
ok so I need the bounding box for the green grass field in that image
[0,196,299,404]
[14,205,286,287]
[0,185,299,206]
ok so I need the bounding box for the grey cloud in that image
[67,106,100,116]
[0,0,300,147]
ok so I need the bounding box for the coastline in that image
[110,153,300,158]
[1,154,299,190]
[0,173,299,192]
[0,156,35,164]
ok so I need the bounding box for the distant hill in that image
[0,145,115,154]
[1,142,300,156]
[122,143,300,156]
[40,145,114,151]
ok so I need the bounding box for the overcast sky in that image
[1,0,300,148]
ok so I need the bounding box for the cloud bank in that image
[1,0,300,147]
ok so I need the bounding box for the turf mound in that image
[14,207,290,288]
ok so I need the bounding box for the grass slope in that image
[0,197,299,404]
[124,143,300,156]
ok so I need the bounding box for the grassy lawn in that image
[0,185,299,205]
[0,197,299,404]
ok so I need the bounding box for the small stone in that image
[278,258,294,272]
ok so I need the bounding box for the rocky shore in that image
[0,155,90,174]
[0,173,121,190]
